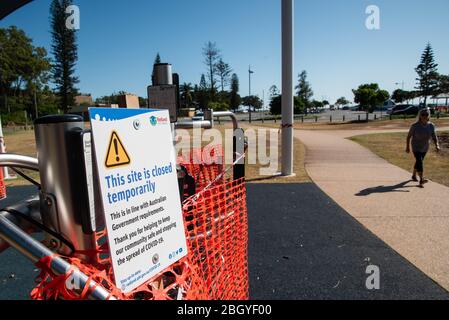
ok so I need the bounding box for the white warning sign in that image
[89,108,187,293]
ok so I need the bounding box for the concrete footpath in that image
[1,184,448,299]
[296,129,449,291]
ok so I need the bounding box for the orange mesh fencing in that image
[31,145,248,300]
[0,167,6,200]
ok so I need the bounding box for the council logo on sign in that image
[150,116,158,126]
[105,131,131,169]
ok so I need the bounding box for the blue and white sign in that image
[89,108,187,293]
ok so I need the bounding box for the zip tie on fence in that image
[31,144,249,300]
[278,123,293,134]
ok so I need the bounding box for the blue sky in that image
[1,0,448,105]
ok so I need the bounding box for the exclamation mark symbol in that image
[114,138,120,162]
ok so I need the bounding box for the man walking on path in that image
[406,109,441,188]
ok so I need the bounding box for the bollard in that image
[301,116,304,123]
[34,115,98,260]
[358,115,361,122]
[330,115,332,123]
[315,116,318,123]
[343,115,345,122]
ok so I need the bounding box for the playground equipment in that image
[0,108,248,300]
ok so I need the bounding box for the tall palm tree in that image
[180,82,193,108]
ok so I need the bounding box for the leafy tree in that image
[437,74,449,94]
[310,100,324,109]
[242,95,262,112]
[295,70,313,107]
[352,83,389,112]
[269,85,279,98]
[27,46,51,118]
[203,41,220,94]
[391,89,415,103]
[0,26,51,116]
[335,97,349,107]
[194,74,209,109]
[269,95,282,115]
[215,59,232,92]
[208,101,229,111]
[229,73,241,112]
[322,100,330,106]
[50,0,79,112]
[415,43,439,106]
[294,96,306,114]
[180,82,194,107]
[269,95,305,115]
[138,97,148,108]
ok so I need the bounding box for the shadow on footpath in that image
[247,183,448,300]
[355,180,415,196]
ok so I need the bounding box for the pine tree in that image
[295,70,313,108]
[50,0,79,112]
[202,41,220,94]
[216,59,232,92]
[230,73,241,112]
[151,53,161,84]
[197,74,209,109]
[415,43,439,106]
[154,52,161,64]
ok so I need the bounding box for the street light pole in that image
[281,0,294,176]
[249,66,254,123]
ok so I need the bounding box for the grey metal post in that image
[34,115,97,259]
[281,0,294,176]
[0,214,114,300]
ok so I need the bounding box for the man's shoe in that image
[412,175,418,182]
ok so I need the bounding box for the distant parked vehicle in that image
[389,104,419,116]
[192,110,204,121]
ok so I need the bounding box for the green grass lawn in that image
[3,125,310,187]
[351,131,449,187]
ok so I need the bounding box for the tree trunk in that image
[34,89,38,119]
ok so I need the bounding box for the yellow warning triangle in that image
[105,131,131,168]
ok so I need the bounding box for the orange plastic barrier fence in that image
[0,167,6,200]
[31,145,249,300]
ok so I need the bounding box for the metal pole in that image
[249,66,253,123]
[0,214,114,300]
[281,0,294,176]
[262,90,265,123]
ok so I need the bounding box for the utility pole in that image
[249,66,254,123]
[262,89,265,123]
[281,0,294,176]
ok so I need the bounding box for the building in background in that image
[118,94,140,109]
[68,93,141,120]
[74,94,94,106]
